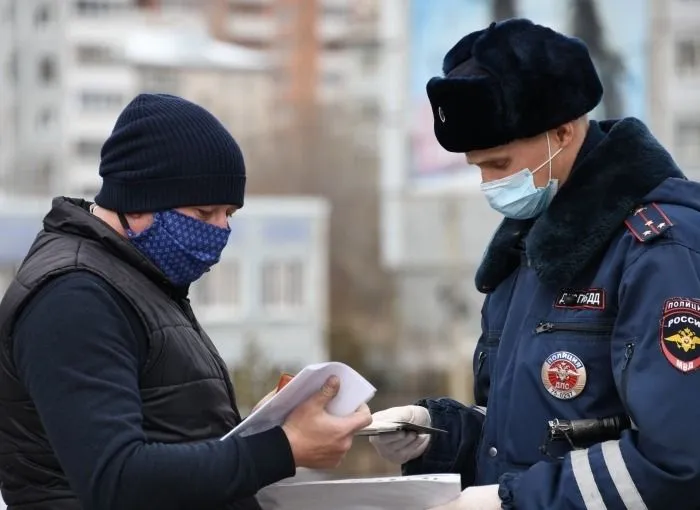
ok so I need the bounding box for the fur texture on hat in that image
[426,18,603,152]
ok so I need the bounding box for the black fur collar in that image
[475,118,685,293]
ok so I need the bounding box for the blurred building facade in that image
[65,1,139,196]
[205,0,379,106]
[0,0,334,380]
[0,0,285,196]
[1,0,69,195]
[649,0,700,180]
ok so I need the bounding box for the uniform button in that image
[488,446,498,457]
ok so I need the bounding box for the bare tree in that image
[229,333,291,414]
[570,0,625,118]
[492,0,518,21]
[246,101,396,372]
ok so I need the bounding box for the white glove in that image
[368,405,432,464]
[428,485,501,510]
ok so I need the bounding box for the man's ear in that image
[123,212,155,235]
[554,121,576,150]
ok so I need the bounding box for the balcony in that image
[317,15,348,43]
[227,12,277,41]
[227,0,275,10]
[72,0,134,19]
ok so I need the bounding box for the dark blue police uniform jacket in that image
[403,118,700,510]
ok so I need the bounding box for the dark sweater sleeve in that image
[13,272,295,510]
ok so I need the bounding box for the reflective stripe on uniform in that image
[571,441,648,510]
[601,440,648,510]
[571,448,606,509]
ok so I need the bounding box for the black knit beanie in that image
[95,93,246,213]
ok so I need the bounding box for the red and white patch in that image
[541,351,587,400]
[660,298,700,373]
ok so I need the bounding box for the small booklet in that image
[222,361,376,440]
[357,420,448,436]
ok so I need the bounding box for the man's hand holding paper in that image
[282,376,371,469]
[249,368,464,510]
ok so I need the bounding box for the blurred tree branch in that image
[570,0,625,118]
[245,101,396,372]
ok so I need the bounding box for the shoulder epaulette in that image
[624,203,674,243]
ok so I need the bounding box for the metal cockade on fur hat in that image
[426,18,603,153]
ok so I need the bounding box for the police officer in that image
[370,18,700,510]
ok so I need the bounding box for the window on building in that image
[261,260,304,312]
[36,107,56,129]
[277,4,295,22]
[360,46,378,71]
[80,91,123,111]
[6,52,17,86]
[76,44,117,65]
[140,69,180,95]
[3,1,15,24]
[76,140,103,160]
[322,4,348,16]
[75,1,118,17]
[676,38,700,76]
[674,120,700,167]
[34,160,54,193]
[196,261,241,309]
[34,3,53,27]
[322,71,343,85]
[38,55,58,85]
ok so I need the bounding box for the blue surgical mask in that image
[480,133,563,219]
[124,210,231,287]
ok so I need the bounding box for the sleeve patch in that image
[625,203,673,243]
[660,298,700,373]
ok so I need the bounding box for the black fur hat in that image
[426,18,603,153]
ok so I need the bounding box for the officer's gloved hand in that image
[427,485,501,510]
[368,405,431,464]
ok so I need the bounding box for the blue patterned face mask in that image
[121,210,231,287]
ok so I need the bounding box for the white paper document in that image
[222,361,376,439]
[257,473,461,510]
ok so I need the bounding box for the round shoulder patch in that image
[541,351,587,400]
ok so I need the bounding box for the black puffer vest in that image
[0,198,255,509]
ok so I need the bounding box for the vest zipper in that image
[475,351,487,376]
[535,321,614,335]
[179,298,241,422]
[178,298,200,332]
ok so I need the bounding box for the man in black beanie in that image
[370,18,700,510]
[0,93,371,510]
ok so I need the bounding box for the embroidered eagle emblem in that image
[665,327,700,353]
